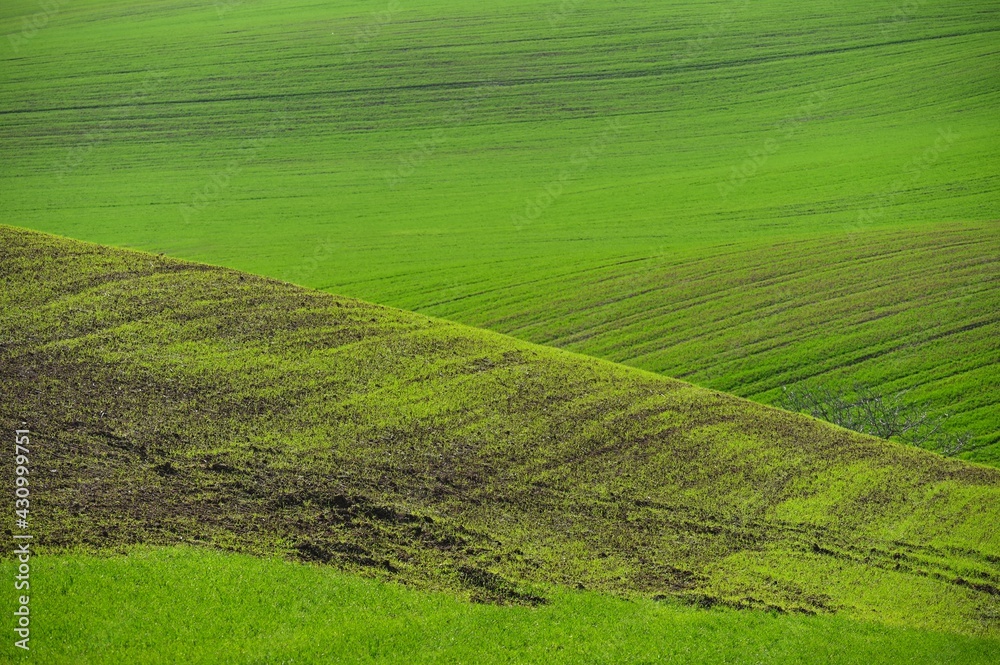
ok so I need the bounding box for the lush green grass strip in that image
[2,547,998,664]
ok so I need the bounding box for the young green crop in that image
[1,0,997,453]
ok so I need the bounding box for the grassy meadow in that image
[2,547,998,664]
[1,0,997,459]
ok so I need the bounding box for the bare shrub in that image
[780,383,974,457]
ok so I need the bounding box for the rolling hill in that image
[3,226,998,648]
[2,0,997,456]
[445,222,1000,463]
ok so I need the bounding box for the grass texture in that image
[2,547,999,664]
[1,0,997,454]
[2,227,998,644]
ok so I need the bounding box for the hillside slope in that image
[2,0,997,446]
[436,222,1000,463]
[2,226,998,636]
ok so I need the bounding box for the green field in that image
[2,0,997,460]
[2,0,999,661]
[2,228,999,662]
[449,222,1000,461]
[3,547,998,664]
